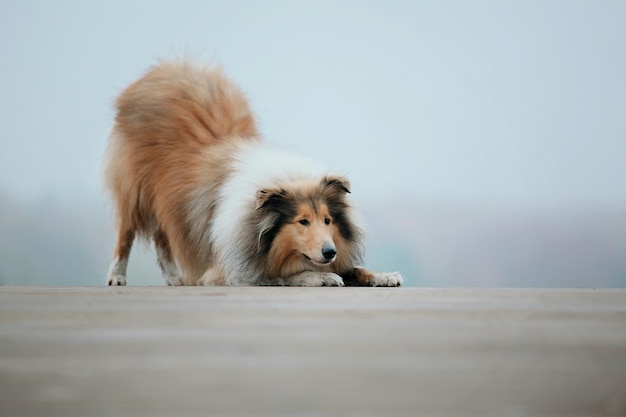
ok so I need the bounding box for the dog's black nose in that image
[322,246,337,260]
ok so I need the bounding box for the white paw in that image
[259,272,345,287]
[164,272,184,286]
[158,257,183,286]
[106,274,126,286]
[279,271,345,287]
[369,271,404,287]
[303,272,345,287]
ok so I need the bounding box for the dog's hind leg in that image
[153,229,183,286]
[106,227,135,286]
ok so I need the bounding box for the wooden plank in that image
[0,287,625,417]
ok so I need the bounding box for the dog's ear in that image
[256,188,289,210]
[323,176,351,194]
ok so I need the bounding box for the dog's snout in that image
[322,245,337,260]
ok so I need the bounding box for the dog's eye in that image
[299,219,310,226]
[324,218,331,225]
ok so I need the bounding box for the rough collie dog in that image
[104,61,403,287]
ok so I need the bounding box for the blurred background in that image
[1,1,624,287]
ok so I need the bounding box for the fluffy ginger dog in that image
[104,61,403,287]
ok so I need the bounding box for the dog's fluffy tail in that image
[113,60,259,147]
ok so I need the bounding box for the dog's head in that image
[255,175,357,276]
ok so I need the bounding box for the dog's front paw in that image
[314,272,345,287]
[106,274,126,286]
[291,272,345,287]
[295,272,344,287]
[259,272,345,287]
[369,271,404,287]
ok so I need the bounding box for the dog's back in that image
[104,61,258,285]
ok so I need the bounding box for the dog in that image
[104,61,403,287]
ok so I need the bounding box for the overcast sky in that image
[1,0,625,209]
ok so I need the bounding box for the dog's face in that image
[280,201,338,267]
[255,176,353,276]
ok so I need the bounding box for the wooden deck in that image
[0,286,625,417]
